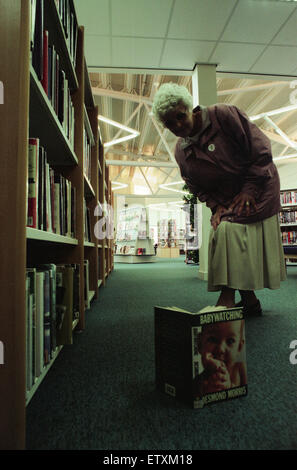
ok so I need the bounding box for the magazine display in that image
[154,305,247,409]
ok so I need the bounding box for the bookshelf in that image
[0,0,113,449]
[115,206,155,263]
[279,189,297,265]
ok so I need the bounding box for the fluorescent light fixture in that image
[111,181,128,190]
[273,153,297,161]
[159,181,187,195]
[263,115,297,150]
[98,115,140,148]
[250,104,297,121]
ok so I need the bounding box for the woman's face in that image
[162,103,195,138]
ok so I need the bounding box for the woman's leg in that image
[239,290,258,306]
[216,286,235,308]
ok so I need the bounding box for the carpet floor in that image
[26,257,297,450]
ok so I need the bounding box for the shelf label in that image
[0,81,3,104]
[0,341,4,365]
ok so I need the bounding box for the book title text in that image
[200,309,243,325]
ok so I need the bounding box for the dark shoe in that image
[235,300,262,317]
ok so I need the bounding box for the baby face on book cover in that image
[197,320,246,394]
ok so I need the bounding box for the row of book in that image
[279,210,297,224]
[26,260,92,392]
[26,263,79,391]
[280,191,297,205]
[281,231,297,245]
[27,137,76,236]
[54,0,79,67]
[31,0,76,148]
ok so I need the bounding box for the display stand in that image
[115,206,155,263]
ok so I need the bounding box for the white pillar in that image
[192,64,217,281]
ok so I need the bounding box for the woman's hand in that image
[228,192,257,217]
[211,205,227,231]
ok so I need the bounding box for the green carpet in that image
[26,257,297,450]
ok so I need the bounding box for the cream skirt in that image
[208,214,287,292]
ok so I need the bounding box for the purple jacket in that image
[175,104,281,224]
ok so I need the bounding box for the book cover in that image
[155,305,247,409]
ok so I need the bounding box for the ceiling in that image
[73,0,297,198]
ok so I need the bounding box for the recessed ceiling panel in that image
[211,43,266,73]
[111,0,174,37]
[272,9,297,47]
[221,0,296,44]
[112,37,164,68]
[168,0,237,41]
[160,40,216,69]
[250,45,297,75]
[84,35,111,67]
[74,0,110,35]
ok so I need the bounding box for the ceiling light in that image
[159,181,187,195]
[273,153,297,161]
[111,181,128,190]
[98,115,140,148]
[250,104,297,121]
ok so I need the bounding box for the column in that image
[191,64,217,281]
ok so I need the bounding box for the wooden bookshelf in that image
[280,189,297,265]
[0,0,113,449]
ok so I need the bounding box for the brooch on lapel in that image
[208,143,215,152]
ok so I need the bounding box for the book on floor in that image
[154,304,247,409]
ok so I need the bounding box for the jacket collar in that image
[180,105,210,150]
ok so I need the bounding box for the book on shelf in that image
[27,138,39,228]
[155,304,247,409]
[32,0,44,81]
[280,190,297,205]
[27,138,76,237]
[25,263,80,392]
[30,0,76,148]
[26,269,36,391]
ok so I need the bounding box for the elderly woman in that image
[152,82,286,314]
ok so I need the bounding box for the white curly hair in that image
[152,82,193,123]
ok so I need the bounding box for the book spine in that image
[41,30,48,95]
[43,270,51,365]
[27,138,39,228]
[35,271,44,377]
